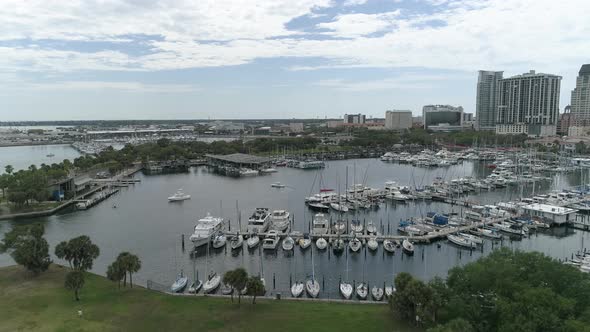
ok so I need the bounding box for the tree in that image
[246,276,265,304]
[223,268,248,304]
[223,270,236,302]
[54,235,100,272]
[428,318,474,332]
[5,165,13,175]
[0,223,51,275]
[106,260,126,289]
[115,252,141,288]
[65,271,85,301]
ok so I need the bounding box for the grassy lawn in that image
[0,265,420,332]
[0,201,62,215]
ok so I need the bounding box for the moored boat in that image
[402,239,414,255]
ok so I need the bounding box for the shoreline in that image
[0,141,74,148]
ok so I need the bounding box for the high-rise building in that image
[496,70,561,137]
[343,114,366,124]
[475,70,503,131]
[570,64,590,128]
[423,105,463,131]
[385,110,412,130]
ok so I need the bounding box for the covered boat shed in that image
[205,153,272,175]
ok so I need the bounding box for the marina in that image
[2,154,590,300]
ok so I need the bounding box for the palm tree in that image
[246,276,265,304]
[5,165,13,175]
[126,254,141,288]
[65,271,85,301]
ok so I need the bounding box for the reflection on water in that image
[1,159,590,299]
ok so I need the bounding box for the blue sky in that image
[0,0,588,120]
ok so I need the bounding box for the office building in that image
[423,105,463,130]
[385,110,412,130]
[496,70,561,137]
[568,64,590,135]
[476,70,503,131]
[344,114,366,124]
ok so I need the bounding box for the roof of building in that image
[523,203,577,215]
[205,153,271,165]
[580,64,590,76]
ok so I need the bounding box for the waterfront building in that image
[344,114,366,124]
[423,105,463,130]
[385,110,412,130]
[568,64,590,134]
[496,70,561,137]
[557,106,573,136]
[476,70,503,131]
[522,203,577,225]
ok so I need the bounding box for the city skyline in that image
[0,0,589,121]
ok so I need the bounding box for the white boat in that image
[190,213,224,247]
[366,221,377,235]
[472,227,502,239]
[307,202,330,211]
[493,221,528,236]
[315,237,328,250]
[349,237,362,252]
[221,283,233,295]
[282,236,294,251]
[330,202,349,212]
[239,168,259,177]
[385,286,395,299]
[350,219,363,234]
[447,234,477,249]
[332,237,345,253]
[270,210,290,232]
[188,279,203,294]
[211,232,226,249]
[271,182,285,188]
[367,237,378,251]
[383,239,396,253]
[402,239,414,255]
[291,281,304,297]
[247,234,260,249]
[247,208,271,233]
[261,168,278,173]
[299,234,312,249]
[340,282,353,299]
[262,230,280,250]
[170,272,188,293]
[333,219,347,235]
[203,273,221,293]
[371,286,384,301]
[458,232,483,245]
[168,188,191,202]
[306,278,320,298]
[356,282,368,300]
[229,234,243,250]
[312,213,330,235]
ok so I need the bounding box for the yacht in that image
[493,221,528,236]
[168,188,191,202]
[170,272,188,293]
[312,213,329,235]
[203,273,221,294]
[271,182,285,188]
[189,213,224,247]
[402,239,414,255]
[246,234,260,249]
[211,232,227,249]
[247,208,271,233]
[458,232,483,245]
[471,227,502,240]
[282,236,295,251]
[262,230,280,251]
[383,239,396,253]
[270,210,290,232]
[330,202,349,212]
[447,234,477,249]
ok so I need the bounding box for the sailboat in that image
[371,285,384,301]
[340,249,353,299]
[306,246,320,298]
[356,246,368,300]
[202,240,220,293]
[291,281,304,297]
[188,259,202,294]
[170,270,188,293]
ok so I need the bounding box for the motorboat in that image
[332,238,345,253]
[366,221,377,235]
[239,168,259,177]
[306,278,320,298]
[189,213,224,248]
[291,281,304,297]
[170,272,188,293]
[271,182,285,188]
[350,219,363,234]
[315,237,328,250]
[299,234,312,249]
[307,202,330,211]
[312,213,329,235]
[349,237,362,252]
[247,208,271,233]
[229,234,244,250]
[270,210,290,232]
[282,236,294,251]
[383,239,396,253]
[447,234,477,249]
[168,188,191,202]
[356,282,368,300]
[340,282,353,299]
[261,168,278,173]
[332,219,347,235]
[262,230,280,251]
[458,232,483,245]
[493,221,528,236]
[221,283,234,295]
[367,237,378,251]
[211,232,226,249]
[46,153,55,157]
[371,286,384,301]
[330,202,349,212]
[203,273,221,293]
[188,279,203,294]
[247,233,260,249]
[385,286,395,299]
[471,227,502,240]
[402,239,414,255]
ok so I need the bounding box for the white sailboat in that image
[306,246,320,298]
[315,237,328,250]
[371,286,384,301]
[367,236,378,251]
[170,271,188,293]
[291,281,304,297]
[340,247,353,299]
[282,236,295,251]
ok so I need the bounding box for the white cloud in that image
[317,11,401,38]
[6,80,198,93]
[313,73,464,91]
[343,0,369,6]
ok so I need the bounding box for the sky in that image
[0,0,588,121]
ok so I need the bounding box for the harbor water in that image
[1,158,590,299]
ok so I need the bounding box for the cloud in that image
[8,80,198,93]
[317,11,401,38]
[313,73,460,91]
[343,0,369,6]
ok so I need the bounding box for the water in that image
[1,159,589,299]
[0,144,81,172]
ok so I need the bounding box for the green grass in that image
[0,265,419,332]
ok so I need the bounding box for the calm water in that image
[1,159,589,299]
[0,144,81,172]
